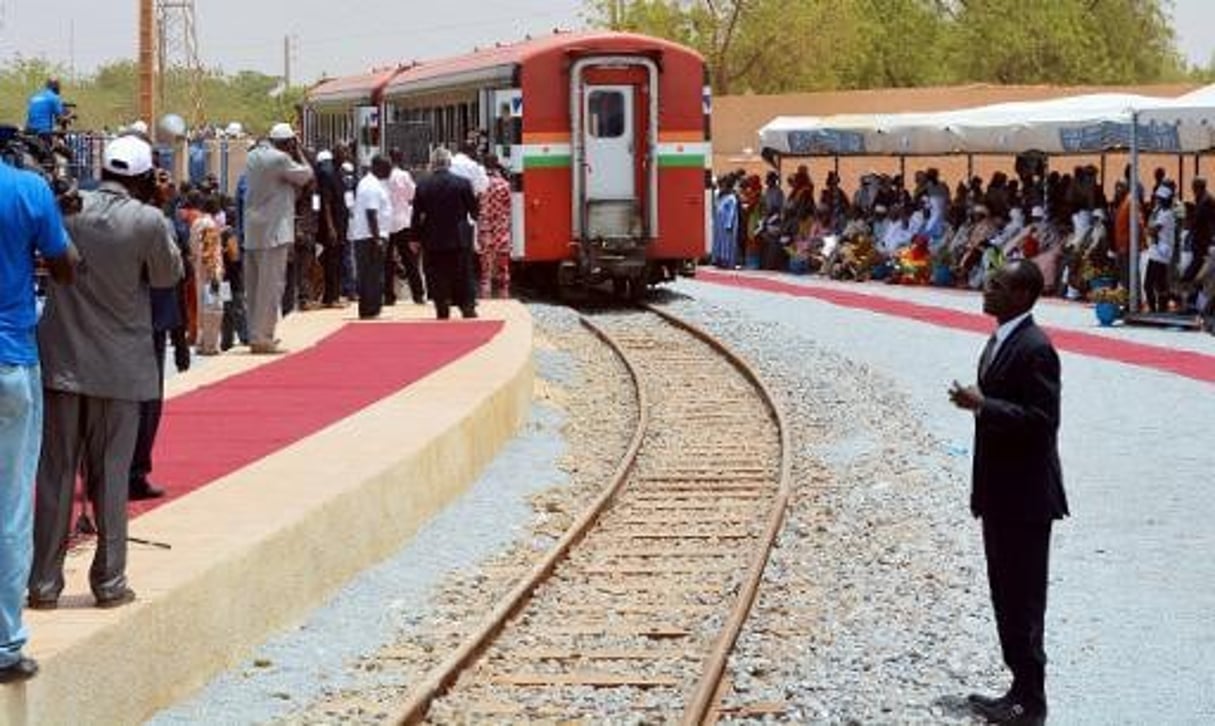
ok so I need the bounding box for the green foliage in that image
[585,0,1191,93]
[0,58,303,133]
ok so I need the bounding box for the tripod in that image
[71,475,171,550]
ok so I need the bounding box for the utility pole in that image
[284,34,291,88]
[138,0,156,124]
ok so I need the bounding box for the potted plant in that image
[1090,286,1127,327]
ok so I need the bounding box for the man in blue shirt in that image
[24,78,69,138]
[0,162,76,684]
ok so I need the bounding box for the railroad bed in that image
[393,307,791,724]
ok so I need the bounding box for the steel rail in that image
[390,305,790,724]
[642,304,793,726]
[391,314,649,725]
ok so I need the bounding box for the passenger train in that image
[301,31,711,296]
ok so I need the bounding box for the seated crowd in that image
[711,161,1215,325]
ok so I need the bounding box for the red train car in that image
[303,31,711,294]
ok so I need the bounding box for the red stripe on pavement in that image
[698,269,1215,384]
[132,321,503,518]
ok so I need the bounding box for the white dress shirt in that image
[451,153,489,196]
[347,173,392,242]
[385,167,415,234]
[989,310,1032,364]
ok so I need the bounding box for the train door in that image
[583,85,636,239]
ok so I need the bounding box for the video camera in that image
[0,125,81,216]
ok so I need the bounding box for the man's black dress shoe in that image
[972,698,1046,725]
[95,587,137,609]
[968,691,1014,711]
[27,596,57,611]
[0,657,38,684]
[129,480,165,501]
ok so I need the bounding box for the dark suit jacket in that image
[410,169,479,253]
[971,315,1069,522]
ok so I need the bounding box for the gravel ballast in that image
[665,277,1215,724]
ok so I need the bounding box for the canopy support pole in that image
[967,154,974,181]
[1130,111,1141,313]
[1100,154,1107,189]
[833,155,840,178]
[899,156,905,181]
[1178,155,1185,198]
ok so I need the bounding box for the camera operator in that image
[28,135,183,611]
[24,78,75,147]
[0,155,78,684]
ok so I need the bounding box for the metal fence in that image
[62,132,249,196]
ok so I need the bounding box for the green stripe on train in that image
[523,153,704,169]
[524,155,572,169]
[657,154,706,168]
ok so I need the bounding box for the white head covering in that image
[268,122,295,140]
[103,135,154,177]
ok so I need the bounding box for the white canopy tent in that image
[758,85,1215,312]
[759,91,1215,158]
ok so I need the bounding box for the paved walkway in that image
[699,268,1215,357]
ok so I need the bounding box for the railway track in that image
[391,305,791,724]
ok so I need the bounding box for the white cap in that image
[316,150,333,163]
[103,135,154,177]
[130,120,149,135]
[340,161,354,173]
[1031,205,1045,219]
[225,121,244,137]
[268,122,296,140]
[1155,185,1174,200]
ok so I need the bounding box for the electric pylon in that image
[156,0,205,128]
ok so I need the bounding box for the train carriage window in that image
[588,90,625,139]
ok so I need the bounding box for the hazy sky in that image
[0,0,587,82]
[1,0,1213,83]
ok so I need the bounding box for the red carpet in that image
[698,269,1215,385]
[133,321,503,518]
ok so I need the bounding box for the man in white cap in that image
[242,123,314,353]
[29,134,183,610]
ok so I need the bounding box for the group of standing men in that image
[246,131,512,332]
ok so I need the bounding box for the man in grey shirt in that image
[243,123,314,353]
[28,135,183,609]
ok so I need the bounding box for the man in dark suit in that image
[949,259,1068,726]
[411,147,479,320]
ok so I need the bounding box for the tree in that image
[949,0,1184,85]
[583,0,1190,93]
[0,58,304,134]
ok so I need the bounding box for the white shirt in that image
[881,219,914,254]
[451,153,489,196]
[347,173,392,242]
[1148,206,1175,264]
[989,311,1032,364]
[385,167,415,234]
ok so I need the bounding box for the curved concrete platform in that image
[0,302,534,726]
